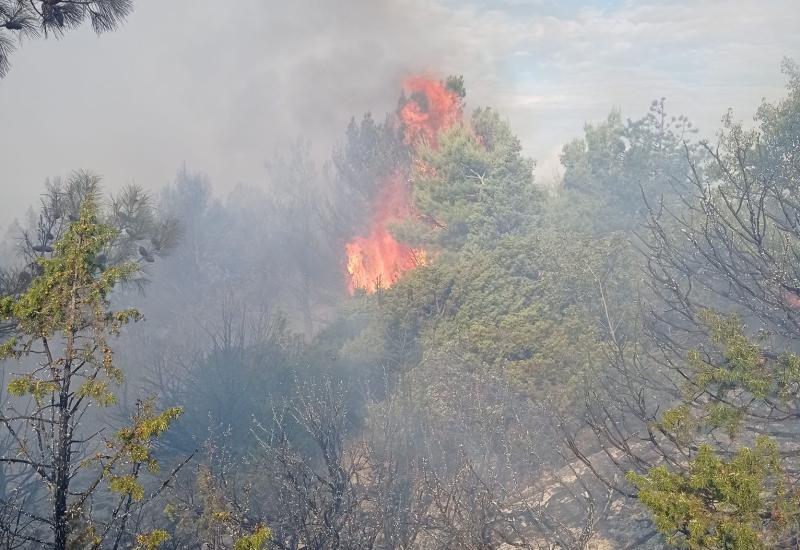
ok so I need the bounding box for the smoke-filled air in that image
[2,1,800,549]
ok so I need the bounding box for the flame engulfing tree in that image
[342,76,464,295]
[0,0,132,77]
[0,196,183,550]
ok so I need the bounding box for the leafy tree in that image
[337,97,631,395]
[573,60,800,548]
[444,74,467,99]
[1,171,177,340]
[353,230,634,399]
[557,99,697,235]
[0,0,132,77]
[265,139,343,334]
[0,197,182,549]
[8,171,176,284]
[149,304,303,456]
[234,526,271,550]
[407,107,540,252]
[156,168,223,282]
[331,112,409,239]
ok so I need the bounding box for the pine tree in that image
[0,196,182,549]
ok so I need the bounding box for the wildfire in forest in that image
[345,77,462,294]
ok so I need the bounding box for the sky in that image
[0,0,798,224]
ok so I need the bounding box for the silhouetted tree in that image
[0,0,132,77]
[0,171,178,339]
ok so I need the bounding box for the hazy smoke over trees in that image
[1,0,797,222]
[1,2,800,549]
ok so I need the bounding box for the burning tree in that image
[343,76,465,295]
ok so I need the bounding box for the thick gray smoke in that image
[0,0,797,223]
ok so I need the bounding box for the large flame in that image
[345,77,461,294]
[400,76,462,146]
[345,173,426,294]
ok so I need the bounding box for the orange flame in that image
[400,76,462,146]
[345,173,427,294]
[345,77,461,294]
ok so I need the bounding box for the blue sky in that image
[0,0,798,223]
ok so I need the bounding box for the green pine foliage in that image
[628,437,792,549]
[0,197,182,549]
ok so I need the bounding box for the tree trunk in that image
[53,363,73,550]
